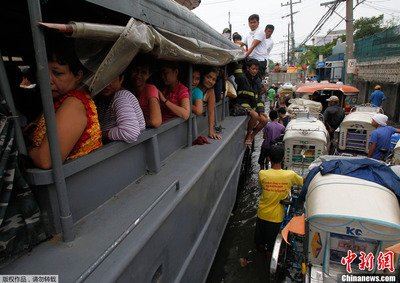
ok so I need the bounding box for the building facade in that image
[311,30,345,46]
[354,25,400,122]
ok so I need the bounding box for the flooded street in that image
[207,134,270,283]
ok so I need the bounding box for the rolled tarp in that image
[42,18,244,94]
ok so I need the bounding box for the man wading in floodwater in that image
[255,145,303,258]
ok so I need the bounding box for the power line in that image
[306,1,341,44]
[313,0,367,46]
[298,0,342,47]
[364,2,400,16]
[313,5,346,45]
[315,0,396,44]
[366,1,400,13]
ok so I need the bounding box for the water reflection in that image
[207,134,270,283]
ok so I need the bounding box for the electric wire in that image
[298,0,342,46]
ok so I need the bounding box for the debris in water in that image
[239,257,252,267]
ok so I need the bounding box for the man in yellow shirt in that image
[255,145,303,254]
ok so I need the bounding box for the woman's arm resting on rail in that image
[159,90,190,120]
[148,96,162,128]
[205,89,221,140]
[192,99,204,116]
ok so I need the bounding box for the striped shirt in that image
[97,89,146,143]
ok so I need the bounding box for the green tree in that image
[298,15,399,70]
[354,15,384,40]
[299,40,338,70]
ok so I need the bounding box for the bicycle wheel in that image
[270,233,288,282]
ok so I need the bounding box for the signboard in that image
[333,67,343,79]
[347,59,357,74]
[330,61,344,68]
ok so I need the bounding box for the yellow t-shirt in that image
[257,169,303,223]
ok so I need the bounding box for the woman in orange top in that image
[29,44,102,169]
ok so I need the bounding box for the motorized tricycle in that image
[283,113,329,177]
[270,157,400,282]
[338,105,382,154]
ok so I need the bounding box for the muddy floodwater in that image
[207,134,271,283]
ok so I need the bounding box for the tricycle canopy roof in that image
[306,173,400,240]
[296,83,359,94]
[341,110,376,127]
[284,117,328,144]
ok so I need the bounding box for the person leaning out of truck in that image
[128,56,162,128]
[27,39,102,169]
[160,61,190,122]
[368,113,400,161]
[231,59,267,146]
[196,67,222,140]
[96,74,146,143]
[191,68,204,116]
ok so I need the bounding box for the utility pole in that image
[228,11,232,39]
[281,0,301,64]
[287,23,290,65]
[321,0,355,84]
[279,40,287,65]
[345,0,354,84]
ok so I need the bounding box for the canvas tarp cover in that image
[0,101,46,264]
[299,158,400,201]
[65,18,244,94]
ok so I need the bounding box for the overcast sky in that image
[193,0,400,62]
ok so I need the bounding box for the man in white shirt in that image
[245,15,274,76]
[264,24,275,62]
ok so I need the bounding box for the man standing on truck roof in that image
[264,24,274,72]
[244,14,274,77]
